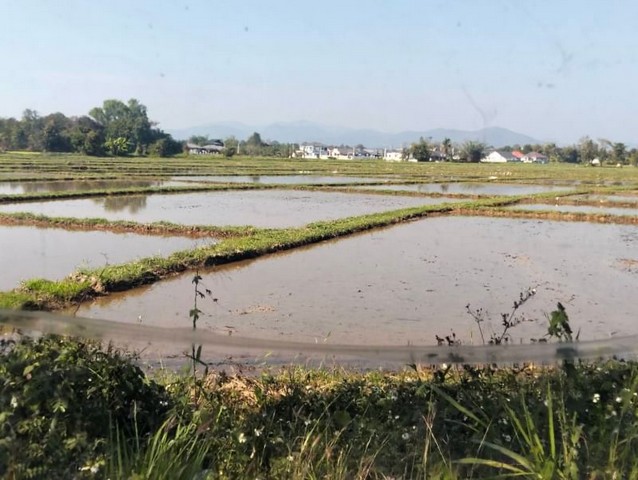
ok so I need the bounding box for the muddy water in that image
[569,194,638,204]
[357,183,574,195]
[0,191,460,228]
[0,226,214,291]
[173,175,390,184]
[74,217,638,360]
[508,203,638,216]
[0,179,194,195]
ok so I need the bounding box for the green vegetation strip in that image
[3,334,638,478]
[0,201,469,310]
[0,212,256,238]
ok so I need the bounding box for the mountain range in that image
[167,121,539,148]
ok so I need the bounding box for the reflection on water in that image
[0,225,214,291]
[0,190,462,227]
[92,195,148,213]
[0,179,193,195]
[361,183,573,196]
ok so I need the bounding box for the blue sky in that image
[1,0,636,144]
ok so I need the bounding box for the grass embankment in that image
[0,201,468,310]
[2,335,638,479]
[0,212,256,237]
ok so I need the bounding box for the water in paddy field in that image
[0,178,194,195]
[172,175,391,184]
[0,225,216,291]
[0,190,463,228]
[357,182,575,195]
[70,216,638,364]
[507,203,638,217]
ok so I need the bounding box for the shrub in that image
[0,335,171,478]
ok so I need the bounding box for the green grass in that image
[3,335,638,479]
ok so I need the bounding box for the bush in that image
[0,335,171,478]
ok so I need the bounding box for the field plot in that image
[72,216,638,363]
[0,225,214,291]
[507,203,638,216]
[0,190,462,227]
[0,178,196,195]
[173,175,391,184]
[356,182,574,196]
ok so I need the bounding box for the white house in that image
[298,143,329,159]
[482,150,519,163]
[521,152,548,164]
[383,149,404,161]
[327,147,354,160]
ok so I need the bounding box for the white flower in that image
[402,432,410,440]
[254,428,263,437]
[10,396,18,409]
[238,433,247,444]
[592,393,600,404]
[616,396,622,403]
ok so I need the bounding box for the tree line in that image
[407,136,638,165]
[0,99,182,157]
[188,132,298,158]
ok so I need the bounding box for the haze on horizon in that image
[1,0,636,145]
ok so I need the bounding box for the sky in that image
[1,0,637,144]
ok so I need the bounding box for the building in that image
[482,150,520,163]
[521,152,548,164]
[187,140,224,155]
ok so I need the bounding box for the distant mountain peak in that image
[168,122,539,148]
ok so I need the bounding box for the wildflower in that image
[238,433,247,444]
[592,393,600,404]
[616,396,622,403]
[10,396,18,409]
[287,455,294,462]
[254,428,263,437]
[402,432,410,440]
[503,434,512,443]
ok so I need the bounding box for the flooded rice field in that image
[507,203,638,217]
[73,217,638,359]
[568,194,638,204]
[0,190,461,227]
[173,175,390,184]
[0,225,214,291]
[0,178,194,195]
[356,182,573,196]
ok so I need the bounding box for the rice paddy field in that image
[2,152,638,478]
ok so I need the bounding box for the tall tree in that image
[460,141,485,163]
[441,137,452,160]
[409,137,431,162]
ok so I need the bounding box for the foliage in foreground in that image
[1,335,638,479]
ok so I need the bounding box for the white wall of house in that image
[384,150,404,161]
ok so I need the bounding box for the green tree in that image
[578,136,598,164]
[460,141,485,163]
[89,99,153,154]
[245,132,264,156]
[409,137,431,162]
[188,135,211,146]
[441,137,452,160]
[612,142,627,165]
[104,137,130,156]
